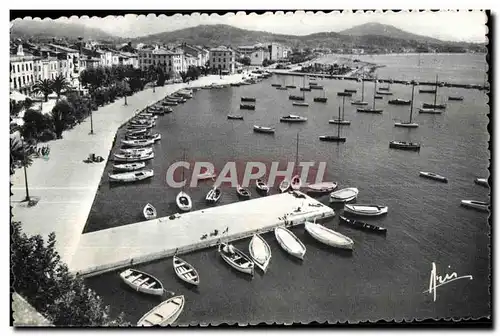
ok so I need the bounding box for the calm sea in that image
[84,53,490,325]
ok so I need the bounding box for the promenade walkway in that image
[10,73,248,267]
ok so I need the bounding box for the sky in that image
[52,10,487,43]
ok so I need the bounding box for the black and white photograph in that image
[8,9,491,327]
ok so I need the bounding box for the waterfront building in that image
[178,43,209,67]
[10,45,36,95]
[209,46,235,74]
[119,52,139,68]
[46,43,81,81]
[79,56,101,70]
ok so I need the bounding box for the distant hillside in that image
[133,24,483,53]
[130,24,301,47]
[339,22,444,44]
[10,19,120,42]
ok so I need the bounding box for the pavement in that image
[10,73,250,267]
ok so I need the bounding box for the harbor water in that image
[84,53,490,324]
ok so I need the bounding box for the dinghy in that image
[388,99,411,105]
[279,179,291,193]
[329,119,351,125]
[120,147,153,155]
[236,185,251,199]
[280,115,307,123]
[137,295,185,326]
[389,141,421,151]
[418,107,443,114]
[109,169,154,183]
[248,234,272,272]
[172,256,199,286]
[306,182,337,194]
[241,97,256,102]
[419,171,448,183]
[319,135,346,142]
[126,128,148,136]
[291,175,302,190]
[304,221,354,250]
[114,152,154,162]
[253,125,275,134]
[460,200,489,212]
[339,215,387,234]
[344,204,388,216]
[122,139,155,147]
[176,191,192,212]
[113,162,146,172]
[143,203,157,220]
[255,179,270,194]
[119,269,164,296]
[448,96,464,101]
[218,243,254,276]
[227,115,244,120]
[274,226,306,260]
[206,186,222,203]
[474,178,489,187]
[292,102,309,107]
[329,187,359,203]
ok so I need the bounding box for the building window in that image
[13,79,17,89]
[17,64,20,73]
[30,63,32,70]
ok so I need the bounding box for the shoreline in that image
[9,71,257,268]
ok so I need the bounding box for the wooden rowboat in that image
[173,256,199,286]
[137,295,185,326]
[248,234,271,272]
[274,226,306,259]
[120,268,164,296]
[143,203,157,220]
[218,243,254,276]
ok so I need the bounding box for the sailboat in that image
[321,106,347,142]
[299,75,311,92]
[357,78,383,113]
[276,76,288,90]
[419,75,446,114]
[289,76,305,101]
[176,150,193,211]
[291,133,302,190]
[395,81,419,128]
[329,95,351,125]
[313,87,327,103]
[351,77,368,106]
[286,76,296,89]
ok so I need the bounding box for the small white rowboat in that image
[173,256,199,286]
[274,226,306,259]
[460,200,489,212]
[248,234,272,272]
[143,203,157,220]
[329,187,359,203]
[305,221,354,250]
[137,295,185,326]
[120,269,164,296]
[344,204,388,216]
[109,169,154,183]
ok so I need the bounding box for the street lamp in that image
[124,78,129,106]
[20,136,30,202]
[89,97,94,135]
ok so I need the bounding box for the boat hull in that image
[329,188,359,203]
[339,216,387,234]
[173,256,199,286]
[137,296,185,326]
[419,172,448,183]
[305,221,354,250]
[344,204,388,216]
[460,200,489,212]
[319,136,346,142]
[219,244,254,275]
[394,122,419,128]
[249,234,271,272]
[274,227,306,259]
[389,142,421,151]
[176,191,192,211]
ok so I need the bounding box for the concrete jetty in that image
[70,191,335,277]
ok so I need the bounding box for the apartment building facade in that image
[10,46,36,95]
[209,46,235,74]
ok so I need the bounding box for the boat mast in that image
[433,74,438,107]
[361,77,365,101]
[295,132,299,174]
[409,81,415,123]
[342,95,346,120]
[337,106,341,138]
[372,77,377,110]
[182,149,186,191]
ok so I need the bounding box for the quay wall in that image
[72,192,335,278]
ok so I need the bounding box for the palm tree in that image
[10,133,34,202]
[32,79,53,102]
[51,74,70,101]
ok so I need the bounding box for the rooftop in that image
[47,43,79,53]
